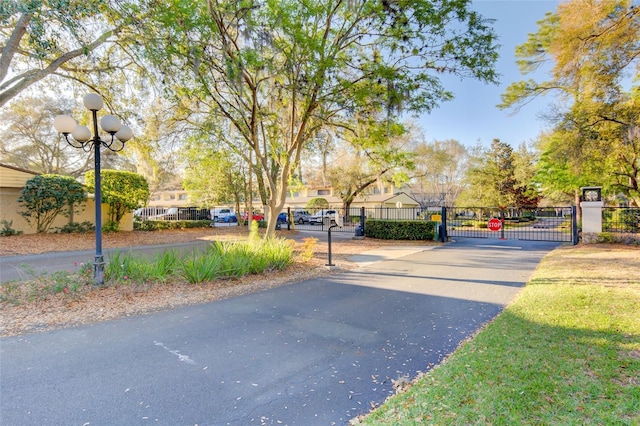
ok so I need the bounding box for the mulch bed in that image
[1,227,411,337]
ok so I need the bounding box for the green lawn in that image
[357,245,640,425]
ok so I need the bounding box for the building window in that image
[178,193,187,200]
[318,189,330,196]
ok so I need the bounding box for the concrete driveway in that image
[0,238,562,425]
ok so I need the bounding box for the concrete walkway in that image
[348,245,434,266]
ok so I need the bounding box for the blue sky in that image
[415,0,560,148]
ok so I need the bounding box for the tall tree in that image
[0,0,141,108]
[85,170,149,227]
[140,0,499,236]
[534,130,597,214]
[124,98,187,194]
[512,142,541,208]
[182,140,249,217]
[500,0,640,205]
[407,138,468,207]
[0,96,92,175]
[325,119,414,217]
[458,139,539,207]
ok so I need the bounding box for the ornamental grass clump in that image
[105,238,294,285]
[213,241,254,277]
[106,249,181,283]
[2,236,295,304]
[180,253,224,284]
[200,238,294,279]
[255,237,295,271]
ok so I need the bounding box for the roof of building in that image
[0,163,40,188]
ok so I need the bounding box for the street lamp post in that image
[53,93,133,285]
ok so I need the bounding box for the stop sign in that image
[487,218,502,231]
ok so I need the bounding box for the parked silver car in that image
[292,211,311,224]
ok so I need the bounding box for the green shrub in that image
[102,221,120,233]
[243,219,267,228]
[17,174,87,233]
[181,252,223,283]
[85,170,149,225]
[364,219,436,240]
[0,220,22,236]
[521,211,535,220]
[133,220,211,231]
[604,208,640,232]
[106,249,181,283]
[133,220,159,231]
[587,232,640,245]
[104,237,294,285]
[55,221,94,234]
[306,197,329,212]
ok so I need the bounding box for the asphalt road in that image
[0,237,562,425]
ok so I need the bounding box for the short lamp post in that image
[54,93,133,285]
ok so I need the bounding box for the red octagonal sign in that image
[487,218,502,231]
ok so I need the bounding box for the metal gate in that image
[444,206,578,244]
[284,207,362,233]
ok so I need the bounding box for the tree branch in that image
[0,12,32,84]
[0,27,119,108]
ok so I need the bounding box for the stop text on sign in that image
[487,218,502,231]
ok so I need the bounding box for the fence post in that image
[572,205,579,245]
[580,201,603,233]
[440,206,447,242]
[355,206,365,237]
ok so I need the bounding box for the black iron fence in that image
[287,206,435,233]
[134,204,640,244]
[134,207,211,221]
[444,206,577,243]
[290,205,578,244]
[602,207,640,233]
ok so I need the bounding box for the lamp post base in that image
[94,255,105,286]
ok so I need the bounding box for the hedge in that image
[133,220,212,231]
[365,219,437,240]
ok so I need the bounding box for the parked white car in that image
[309,209,337,225]
[148,207,179,220]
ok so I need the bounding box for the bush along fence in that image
[364,219,437,241]
[582,206,640,244]
[603,207,640,233]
